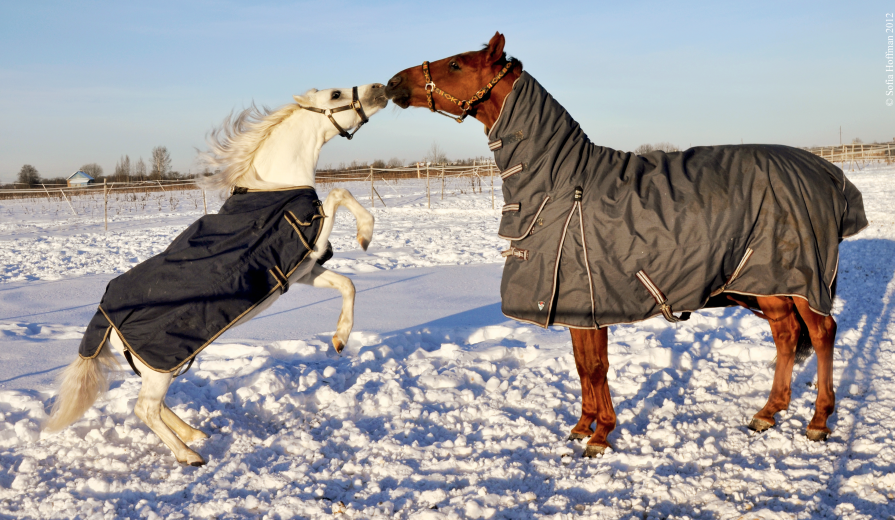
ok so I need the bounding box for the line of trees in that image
[6,146,193,188]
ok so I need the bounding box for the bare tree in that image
[80,163,103,178]
[634,142,679,155]
[17,164,40,186]
[424,142,447,164]
[150,146,172,179]
[135,157,147,180]
[114,155,132,182]
[386,157,404,168]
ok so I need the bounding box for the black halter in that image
[296,86,369,140]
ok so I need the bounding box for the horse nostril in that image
[372,83,385,90]
[387,75,402,88]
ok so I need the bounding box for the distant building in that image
[67,171,95,187]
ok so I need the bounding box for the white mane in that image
[199,95,311,191]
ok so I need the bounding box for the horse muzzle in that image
[385,74,412,108]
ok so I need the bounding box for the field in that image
[0,164,893,519]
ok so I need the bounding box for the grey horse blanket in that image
[78,187,324,373]
[490,72,867,329]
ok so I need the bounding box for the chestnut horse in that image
[385,32,863,457]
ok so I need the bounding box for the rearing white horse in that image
[45,83,388,466]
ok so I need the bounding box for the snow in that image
[1,166,894,518]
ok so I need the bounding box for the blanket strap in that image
[635,270,691,323]
[122,349,142,377]
[270,266,290,294]
[501,247,529,260]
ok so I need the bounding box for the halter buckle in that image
[425,82,435,92]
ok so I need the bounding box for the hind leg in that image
[569,328,616,457]
[750,296,800,432]
[792,298,837,441]
[161,404,209,443]
[296,263,355,354]
[134,367,206,466]
[109,331,206,462]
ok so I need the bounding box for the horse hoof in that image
[357,234,370,251]
[568,433,589,442]
[748,417,775,433]
[332,336,344,354]
[582,444,607,458]
[806,429,829,442]
[180,451,206,466]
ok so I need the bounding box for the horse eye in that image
[331,91,341,100]
[449,61,461,71]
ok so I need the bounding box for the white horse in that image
[45,83,388,466]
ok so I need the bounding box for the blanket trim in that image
[497,195,550,241]
[79,204,326,374]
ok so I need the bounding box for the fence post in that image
[370,165,374,207]
[426,164,430,209]
[104,179,108,230]
[417,163,421,179]
[441,164,445,201]
[59,189,77,216]
[202,188,207,215]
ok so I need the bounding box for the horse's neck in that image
[474,67,524,132]
[251,110,326,188]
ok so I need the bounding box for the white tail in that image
[44,343,120,432]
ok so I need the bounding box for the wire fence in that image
[0,162,501,224]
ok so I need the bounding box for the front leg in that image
[296,264,355,353]
[750,296,799,432]
[569,327,616,457]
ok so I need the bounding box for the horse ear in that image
[294,88,318,104]
[486,32,505,64]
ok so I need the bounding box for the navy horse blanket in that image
[79,187,324,373]
[489,72,867,329]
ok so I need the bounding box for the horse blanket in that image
[79,187,324,373]
[489,72,867,329]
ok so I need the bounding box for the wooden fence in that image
[805,143,894,165]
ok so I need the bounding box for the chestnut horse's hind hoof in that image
[568,432,590,442]
[806,429,830,442]
[582,444,607,458]
[748,417,775,433]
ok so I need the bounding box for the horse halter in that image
[296,86,369,140]
[422,59,516,123]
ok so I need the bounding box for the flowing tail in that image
[44,343,120,432]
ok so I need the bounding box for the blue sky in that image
[0,1,889,182]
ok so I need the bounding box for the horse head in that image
[385,32,522,130]
[202,82,388,190]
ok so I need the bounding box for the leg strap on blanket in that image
[635,270,691,323]
[123,349,142,377]
[122,348,195,378]
[726,295,795,323]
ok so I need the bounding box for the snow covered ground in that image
[1,165,894,519]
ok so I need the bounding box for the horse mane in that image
[479,46,523,71]
[199,94,312,191]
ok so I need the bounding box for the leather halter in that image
[422,59,516,123]
[296,86,369,140]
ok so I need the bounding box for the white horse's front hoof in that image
[332,335,345,354]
